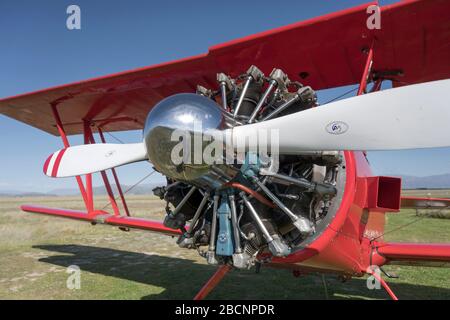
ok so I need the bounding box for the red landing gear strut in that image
[367,268,399,300]
[194,265,233,300]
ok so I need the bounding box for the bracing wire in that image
[101,170,157,211]
[370,204,450,242]
[321,86,359,105]
[105,131,126,144]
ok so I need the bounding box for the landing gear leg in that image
[193,265,232,300]
[368,268,399,300]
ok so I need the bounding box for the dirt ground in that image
[0,193,449,300]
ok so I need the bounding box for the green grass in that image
[0,192,449,300]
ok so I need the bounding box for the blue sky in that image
[1,0,450,192]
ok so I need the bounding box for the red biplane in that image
[1,0,450,300]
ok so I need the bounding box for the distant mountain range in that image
[0,183,163,197]
[2,174,450,197]
[398,173,450,189]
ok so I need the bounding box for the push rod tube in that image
[233,76,252,117]
[208,195,220,251]
[262,94,300,121]
[220,82,228,110]
[252,177,300,222]
[241,193,273,243]
[248,80,277,123]
[186,192,210,236]
[252,177,313,235]
[229,195,242,253]
[262,86,312,121]
[268,172,336,196]
[171,186,197,217]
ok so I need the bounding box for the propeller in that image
[230,79,450,153]
[43,143,147,177]
[43,79,450,178]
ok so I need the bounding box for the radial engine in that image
[146,65,345,269]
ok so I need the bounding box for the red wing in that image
[1,0,449,136]
[401,196,450,209]
[376,242,450,265]
[390,195,450,265]
[21,205,182,236]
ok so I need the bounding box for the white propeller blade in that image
[43,142,148,178]
[230,79,450,153]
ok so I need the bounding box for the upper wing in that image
[1,0,449,136]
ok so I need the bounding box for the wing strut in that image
[21,104,173,236]
[29,102,140,220]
